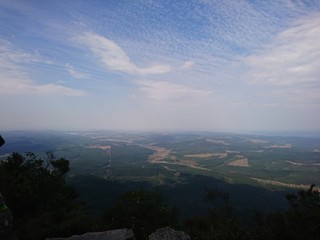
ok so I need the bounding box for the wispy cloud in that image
[245,13,320,86]
[0,40,86,96]
[180,60,194,70]
[0,79,86,96]
[76,32,172,75]
[136,79,212,100]
[65,63,89,79]
[1,0,320,131]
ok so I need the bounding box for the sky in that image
[0,0,320,133]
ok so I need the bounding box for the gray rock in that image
[149,227,190,240]
[46,228,135,240]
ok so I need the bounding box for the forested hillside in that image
[1,152,319,240]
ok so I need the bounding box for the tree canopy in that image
[0,152,92,240]
[256,184,320,240]
[102,189,179,239]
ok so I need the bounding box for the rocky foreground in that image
[47,227,191,240]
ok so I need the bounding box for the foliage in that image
[102,189,179,239]
[1,148,318,240]
[0,152,92,240]
[184,187,251,240]
[255,184,320,240]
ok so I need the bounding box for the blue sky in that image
[1,0,320,132]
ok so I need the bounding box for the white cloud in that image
[35,83,86,96]
[136,80,212,100]
[0,40,86,96]
[76,32,172,75]
[180,60,194,70]
[0,73,86,97]
[65,63,89,79]
[245,13,320,86]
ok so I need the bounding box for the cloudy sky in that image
[1,0,320,132]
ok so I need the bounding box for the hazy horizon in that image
[1,1,320,132]
[2,129,320,139]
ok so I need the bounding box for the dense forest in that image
[0,152,319,240]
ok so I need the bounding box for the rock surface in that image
[148,227,191,240]
[46,227,191,240]
[46,228,135,240]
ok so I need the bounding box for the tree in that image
[102,189,179,239]
[184,187,250,240]
[256,184,320,240]
[0,152,92,240]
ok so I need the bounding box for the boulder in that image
[46,228,135,240]
[148,227,190,240]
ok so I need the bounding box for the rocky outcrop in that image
[46,227,191,240]
[46,228,135,240]
[148,227,191,240]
